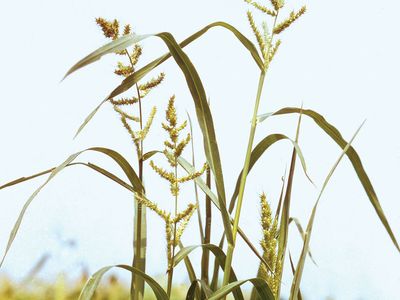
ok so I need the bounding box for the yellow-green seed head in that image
[273,6,307,35]
[96,17,120,40]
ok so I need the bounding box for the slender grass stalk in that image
[167,162,179,298]
[222,70,266,290]
[202,99,212,286]
[201,166,212,284]
[133,87,145,300]
[188,112,205,243]
[128,42,146,298]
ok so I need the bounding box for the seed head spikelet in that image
[110,97,139,106]
[139,73,166,92]
[149,161,175,183]
[273,6,307,34]
[136,106,157,141]
[118,113,141,154]
[130,45,143,65]
[113,105,140,122]
[164,141,175,150]
[123,24,131,35]
[178,162,207,183]
[175,206,197,246]
[247,11,266,56]
[114,62,134,77]
[134,193,169,221]
[96,17,119,40]
[163,150,176,168]
[173,203,197,224]
[269,39,281,61]
[244,0,277,16]
[163,95,178,130]
[174,133,191,158]
[270,0,284,11]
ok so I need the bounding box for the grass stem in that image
[131,81,146,300]
[222,71,266,292]
[201,167,212,284]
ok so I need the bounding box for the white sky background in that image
[1,0,400,299]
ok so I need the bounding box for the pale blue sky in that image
[1,0,400,299]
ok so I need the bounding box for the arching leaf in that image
[209,278,274,300]
[186,279,213,300]
[0,147,142,267]
[289,121,364,299]
[79,264,167,300]
[229,133,311,213]
[260,107,399,252]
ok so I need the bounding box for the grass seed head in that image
[96,17,120,40]
[247,11,266,56]
[273,6,307,35]
[110,96,139,106]
[114,61,133,77]
[123,24,131,35]
[270,0,284,11]
[175,205,197,245]
[259,192,281,297]
[244,0,277,16]
[139,73,166,93]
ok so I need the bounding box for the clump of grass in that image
[0,273,188,300]
[1,0,399,299]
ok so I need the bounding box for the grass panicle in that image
[148,96,206,297]
[258,193,281,297]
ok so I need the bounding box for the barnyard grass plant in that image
[1,0,399,299]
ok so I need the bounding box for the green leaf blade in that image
[0,147,142,267]
[263,107,400,252]
[209,278,274,300]
[63,34,151,80]
[79,264,168,300]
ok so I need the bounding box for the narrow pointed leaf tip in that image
[261,107,399,252]
[62,33,151,80]
[0,147,143,267]
[289,121,364,299]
